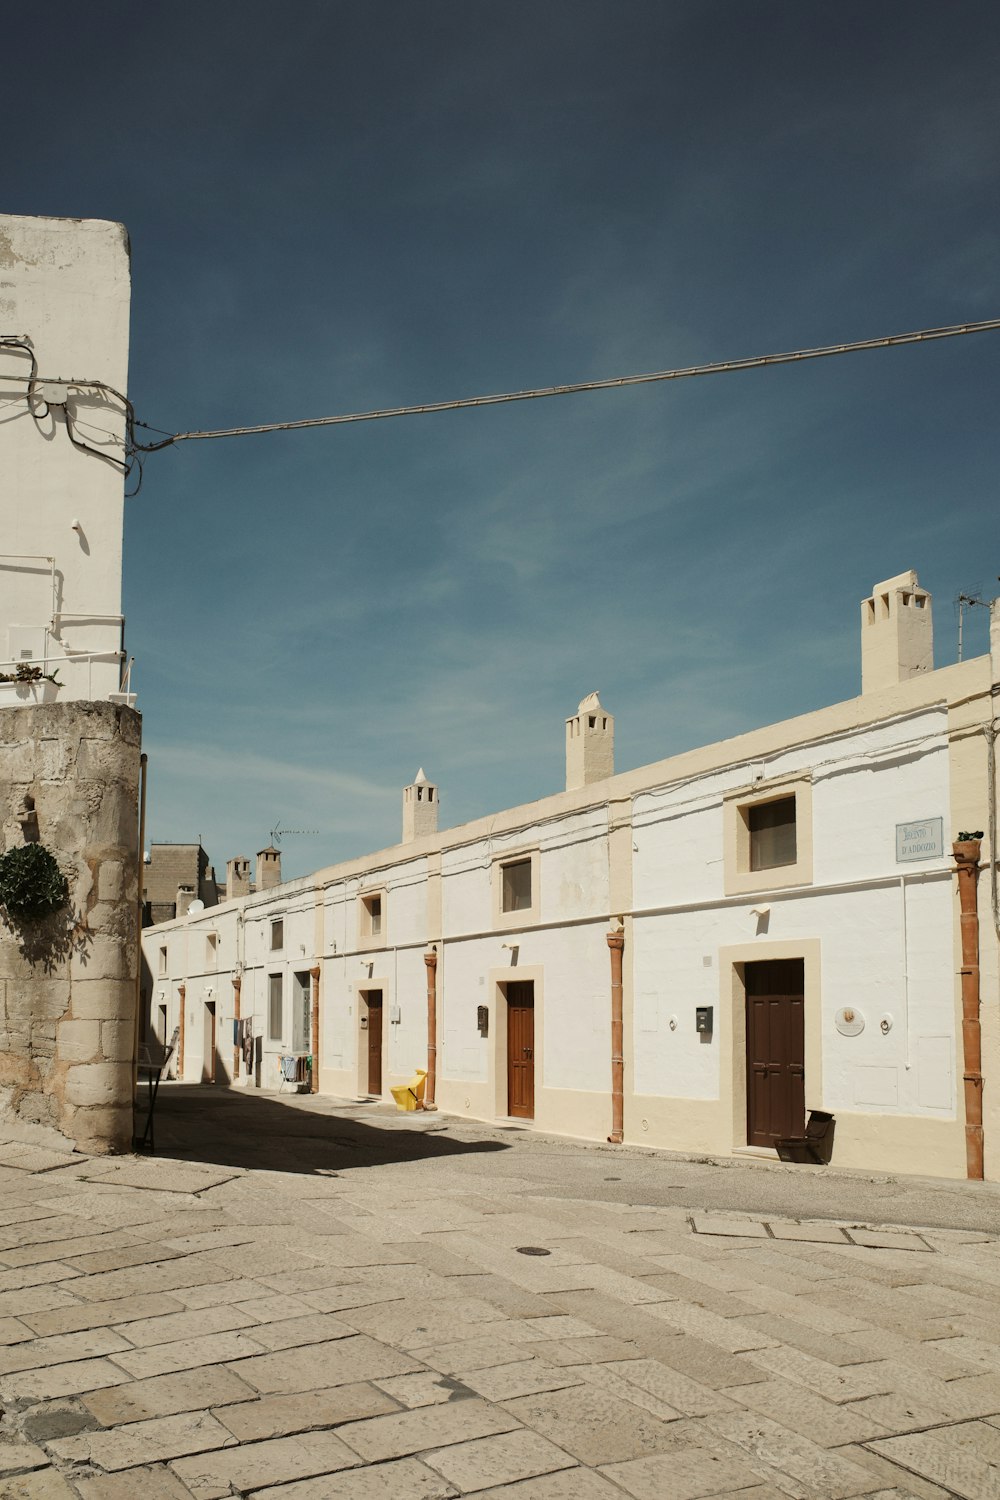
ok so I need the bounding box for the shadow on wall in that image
[146,1085,511,1177]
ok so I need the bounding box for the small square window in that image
[268,973,283,1041]
[502,859,532,913]
[157,945,167,976]
[367,895,382,936]
[748,796,796,871]
[270,919,284,951]
[724,777,812,897]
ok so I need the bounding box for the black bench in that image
[775,1109,835,1164]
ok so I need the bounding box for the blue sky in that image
[6,2,1000,877]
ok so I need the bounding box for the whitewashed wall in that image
[140,697,965,1172]
[1,215,132,702]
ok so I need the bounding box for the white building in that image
[1,214,135,705]
[142,578,1000,1182]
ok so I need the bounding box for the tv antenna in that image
[956,589,990,661]
[269,820,320,846]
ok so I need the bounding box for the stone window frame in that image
[493,847,541,930]
[267,972,284,1042]
[723,774,813,897]
[358,887,388,950]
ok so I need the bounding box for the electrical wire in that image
[4,317,1000,467]
[133,317,1000,451]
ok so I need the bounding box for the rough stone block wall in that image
[0,700,140,1153]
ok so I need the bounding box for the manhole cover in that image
[516,1246,551,1256]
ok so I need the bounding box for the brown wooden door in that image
[366,991,383,1095]
[506,982,535,1119]
[745,959,804,1147]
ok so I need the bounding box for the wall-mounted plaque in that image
[835,1007,865,1037]
[896,817,944,863]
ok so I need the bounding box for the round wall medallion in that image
[835,1007,865,1037]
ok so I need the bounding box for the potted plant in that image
[0,663,62,705]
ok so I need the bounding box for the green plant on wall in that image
[0,843,69,922]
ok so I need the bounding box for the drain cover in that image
[516,1246,551,1256]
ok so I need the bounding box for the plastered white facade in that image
[1,215,133,704]
[142,576,1000,1181]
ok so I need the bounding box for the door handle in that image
[523,1047,533,1060]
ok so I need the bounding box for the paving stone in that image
[171,1278,273,1309]
[116,1303,252,1348]
[0,1286,80,1319]
[0,1325,132,1374]
[743,1345,897,1402]
[249,1454,456,1498]
[533,1335,644,1366]
[500,1384,687,1467]
[410,1328,545,1376]
[69,1258,243,1303]
[338,1396,519,1461]
[599,1444,765,1499]
[0,1314,34,1345]
[765,1221,853,1245]
[644,1331,770,1389]
[705,1409,882,1496]
[724,1375,891,1445]
[692,1216,771,1239]
[425,1428,576,1491]
[0,1355,133,1400]
[218,1383,401,1440]
[374,1371,475,1409]
[237,1311,356,1351]
[846,1391,955,1433]
[858,1436,954,1500]
[72,1162,241,1195]
[839,1328,981,1380]
[458,1359,587,1402]
[643,1299,778,1353]
[738,1313,873,1367]
[341,1295,510,1348]
[581,1357,738,1417]
[171,1428,361,1497]
[296,1282,407,1314]
[230,1333,420,1394]
[0,1439,49,1473]
[232,1294,316,1323]
[111,1331,266,1379]
[472,1469,626,1499]
[84,1364,256,1424]
[0,1262,81,1292]
[48,1409,236,1471]
[74,1461,198,1497]
[846,1230,932,1252]
[869,1423,1000,1500]
[0,1470,85,1499]
[21,1292,187,1338]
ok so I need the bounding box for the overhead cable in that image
[133,318,1000,451]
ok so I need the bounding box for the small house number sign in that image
[895,817,944,863]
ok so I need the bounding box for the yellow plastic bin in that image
[390,1068,427,1112]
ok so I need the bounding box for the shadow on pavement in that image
[141,1084,510,1177]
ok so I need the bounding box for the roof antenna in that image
[956,589,989,661]
[269,820,320,846]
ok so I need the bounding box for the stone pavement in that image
[1,1089,1000,1498]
